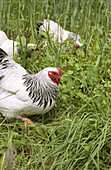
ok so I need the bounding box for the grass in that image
[0,0,111,169]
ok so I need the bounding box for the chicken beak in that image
[59,76,63,81]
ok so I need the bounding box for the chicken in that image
[37,19,83,48]
[0,30,39,58]
[0,48,63,125]
[0,30,8,45]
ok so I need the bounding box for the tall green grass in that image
[0,0,111,169]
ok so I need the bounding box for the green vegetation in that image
[0,0,111,169]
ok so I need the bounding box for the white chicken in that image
[37,19,83,48]
[0,48,63,125]
[0,30,8,45]
[0,30,39,58]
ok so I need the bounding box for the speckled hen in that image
[0,49,63,125]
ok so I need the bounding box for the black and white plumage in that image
[37,19,83,48]
[0,49,63,121]
[0,30,39,58]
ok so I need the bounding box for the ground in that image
[0,0,111,169]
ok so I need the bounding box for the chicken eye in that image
[53,72,57,75]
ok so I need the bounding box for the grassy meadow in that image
[0,0,111,169]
